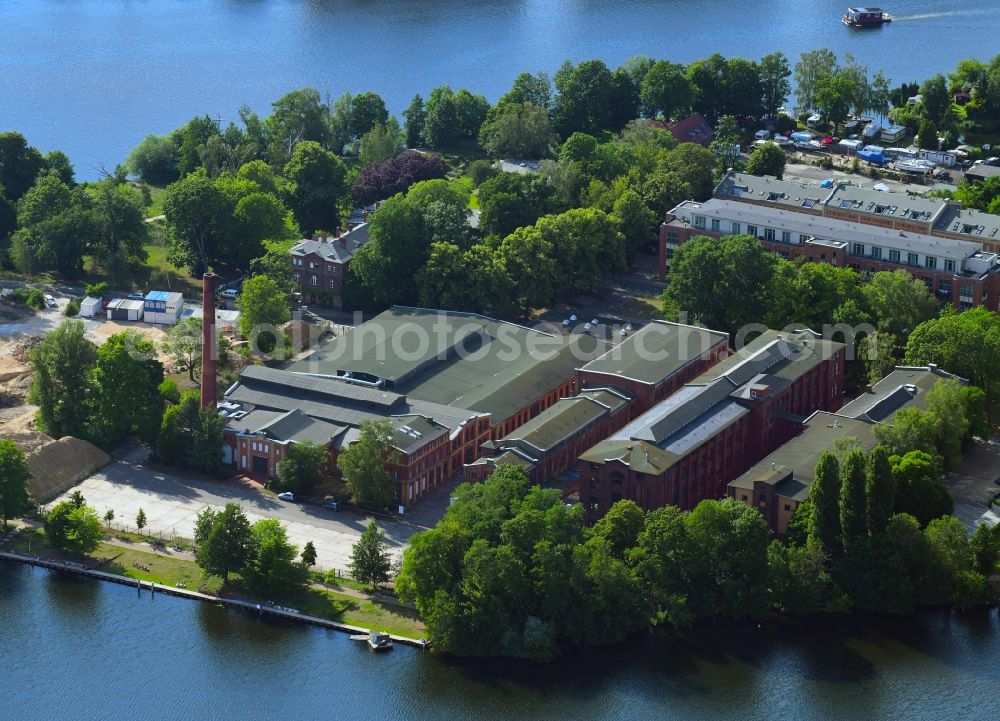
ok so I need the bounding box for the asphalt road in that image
[51,447,448,573]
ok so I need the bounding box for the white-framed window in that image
[945,258,956,272]
[731,223,741,234]
[764,228,776,241]
[710,218,720,232]
[328,279,336,289]
[310,275,318,287]
[925,256,937,269]
[694,215,705,229]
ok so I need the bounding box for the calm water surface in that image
[1,561,998,720]
[1,0,999,177]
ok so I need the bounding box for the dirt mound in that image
[25,436,111,502]
[5,336,42,364]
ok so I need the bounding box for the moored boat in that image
[842,7,892,26]
[350,630,394,650]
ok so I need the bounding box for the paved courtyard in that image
[945,439,1000,530]
[50,447,452,573]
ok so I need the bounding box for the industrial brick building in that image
[576,329,845,520]
[219,306,606,506]
[729,364,964,533]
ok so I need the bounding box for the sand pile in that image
[25,436,110,502]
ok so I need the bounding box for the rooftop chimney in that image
[200,272,217,410]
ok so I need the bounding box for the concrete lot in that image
[50,447,449,573]
[945,439,1000,530]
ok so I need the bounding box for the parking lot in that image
[945,439,1000,530]
[50,447,447,573]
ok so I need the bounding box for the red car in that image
[821,136,835,145]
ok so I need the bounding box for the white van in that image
[220,288,239,299]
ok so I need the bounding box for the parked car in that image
[821,136,835,145]
[220,288,239,299]
[43,293,57,307]
[277,491,295,502]
[128,291,145,300]
[324,501,340,511]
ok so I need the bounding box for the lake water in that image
[2,561,998,720]
[1,0,999,178]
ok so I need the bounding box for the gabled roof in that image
[578,320,728,386]
[838,365,966,422]
[665,113,715,146]
[288,306,608,425]
[289,223,370,263]
[225,408,344,444]
[729,412,878,501]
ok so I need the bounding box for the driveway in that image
[50,447,438,573]
[945,439,1000,530]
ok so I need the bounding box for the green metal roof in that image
[729,412,878,501]
[287,307,608,425]
[579,321,729,386]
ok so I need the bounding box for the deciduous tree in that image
[28,320,97,439]
[195,502,253,582]
[0,439,31,528]
[350,521,393,589]
[337,419,399,508]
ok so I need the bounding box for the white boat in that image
[350,630,393,651]
[895,159,935,173]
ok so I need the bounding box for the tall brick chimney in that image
[200,272,217,409]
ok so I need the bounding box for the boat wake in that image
[892,11,965,21]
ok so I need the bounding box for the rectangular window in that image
[960,283,973,298]
[799,234,809,243]
[945,258,956,272]
[710,218,720,232]
[731,223,741,235]
[907,252,919,266]
[747,225,758,237]
[329,279,336,289]
[852,242,865,256]
[666,231,678,244]
[764,228,776,241]
[310,275,318,287]
[925,256,937,269]
[939,279,952,294]
[889,248,901,263]
[871,246,882,260]
[694,215,705,229]
[781,231,791,244]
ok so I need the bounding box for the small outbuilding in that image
[143,290,184,325]
[80,296,102,318]
[105,298,144,322]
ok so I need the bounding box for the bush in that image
[64,297,80,316]
[13,287,46,310]
[466,159,498,187]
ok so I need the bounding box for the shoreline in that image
[0,551,430,649]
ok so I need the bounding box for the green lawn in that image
[9,526,426,638]
[145,184,169,218]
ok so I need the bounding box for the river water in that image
[1,562,998,720]
[1,0,999,177]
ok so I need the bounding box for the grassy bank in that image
[10,527,425,639]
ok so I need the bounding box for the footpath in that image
[1,521,426,646]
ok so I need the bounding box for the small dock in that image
[0,551,429,649]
